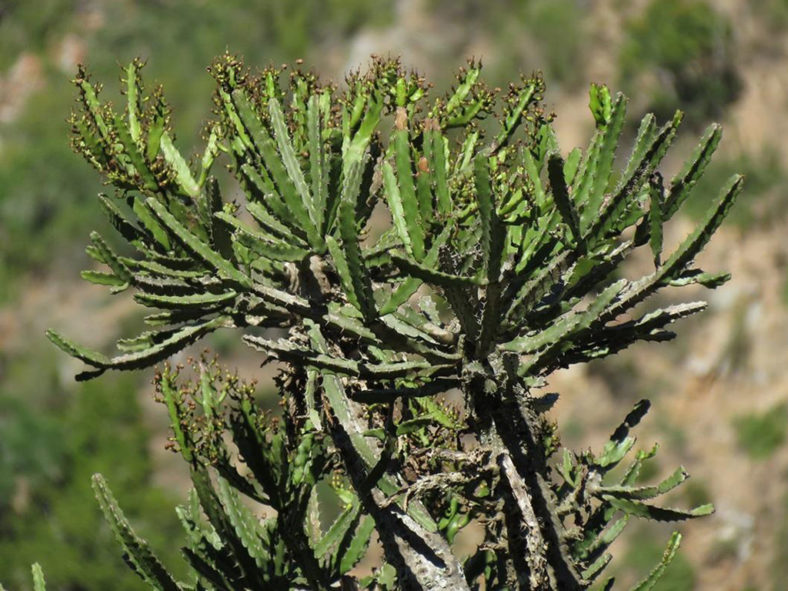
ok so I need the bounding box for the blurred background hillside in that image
[2,0,788,589]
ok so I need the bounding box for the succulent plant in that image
[44,56,741,590]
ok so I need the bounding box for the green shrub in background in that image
[751,0,788,32]
[518,0,587,89]
[0,85,104,300]
[0,0,80,69]
[734,403,788,460]
[0,369,185,590]
[684,149,786,230]
[773,492,788,591]
[427,0,588,89]
[620,0,741,128]
[36,51,742,590]
[0,395,63,507]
